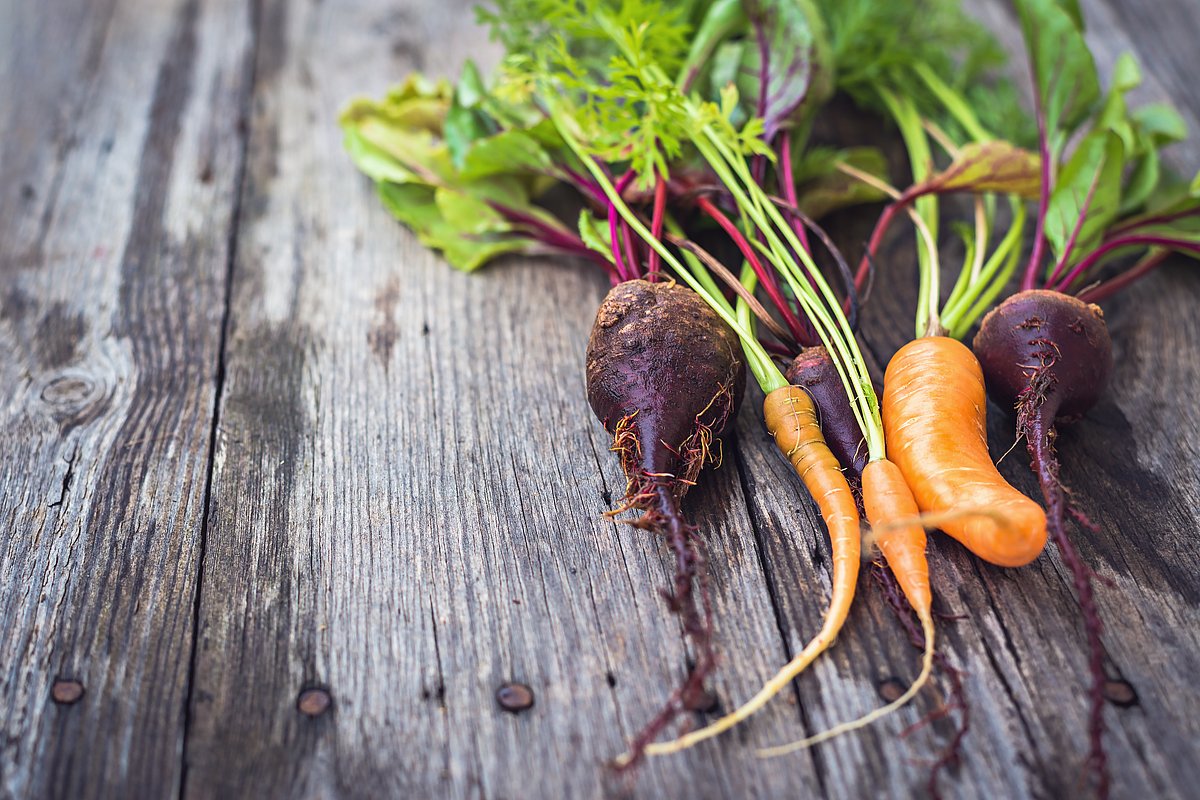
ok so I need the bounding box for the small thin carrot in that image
[759,457,935,757]
[883,336,1047,567]
[644,385,859,756]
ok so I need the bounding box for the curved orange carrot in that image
[883,336,1047,567]
[760,457,934,757]
[643,385,859,756]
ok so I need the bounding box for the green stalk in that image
[941,198,1026,330]
[665,214,734,317]
[879,87,940,338]
[944,201,1028,339]
[694,124,884,461]
[911,62,991,142]
[941,198,990,314]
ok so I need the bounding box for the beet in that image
[973,288,1115,794]
[587,279,746,489]
[785,346,869,479]
[974,290,1113,422]
[585,279,745,767]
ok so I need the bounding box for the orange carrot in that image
[757,458,936,758]
[883,336,1047,567]
[643,385,859,756]
[863,459,931,617]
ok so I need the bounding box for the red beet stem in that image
[696,194,808,345]
[1054,235,1200,293]
[1077,249,1169,304]
[647,177,667,281]
[777,131,812,255]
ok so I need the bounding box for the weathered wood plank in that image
[183,0,825,797]
[9,0,1197,796]
[0,0,254,796]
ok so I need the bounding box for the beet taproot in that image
[586,279,745,768]
[974,288,1115,791]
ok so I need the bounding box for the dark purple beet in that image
[587,279,746,485]
[785,346,868,478]
[973,288,1115,798]
[584,279,745,769]
[974,289,1113,422]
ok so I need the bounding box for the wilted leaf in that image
[794,147,889,218]
[913,141,1041,198]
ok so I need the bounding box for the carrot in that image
[758,457,935,757]
[883,336,1047,567]
[863,460,930,617]
[643,385,859,755]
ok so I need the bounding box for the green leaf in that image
[911,140,1042,199]
[455,60,488,108]
[434,186,507,234]
[1013,0,1101,146]
[1045,130,1125,265]
[675,0,746,90]
[1131,103,1188,146]
[339,90,451,184]
[577,210,616,263]
[460,129,553,180]
[376,182,442,230]
[1120,150,1160,215]
[1110,53,1141,93]
[739,0,833,137]
[445,62,498,169]
[377,182,529,272]
[341,73,453,132]
[342,127,425,184]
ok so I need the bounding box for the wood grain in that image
[0,0,254,797]
[2,0,1198,797]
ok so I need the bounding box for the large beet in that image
[587,279,746,490]
[974,289,1113,422]
[584,278,745,769]
[973,288,1116,793]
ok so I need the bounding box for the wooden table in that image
[3,0,1198,797]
